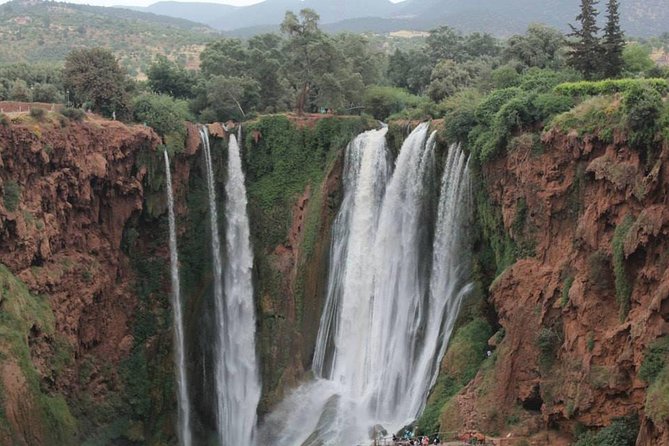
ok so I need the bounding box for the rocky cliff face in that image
[439,129,669,444]
[0,115,169,444]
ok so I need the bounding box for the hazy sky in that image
[0,0,406,7]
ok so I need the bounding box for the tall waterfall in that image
[260,123,472,445]
[164,151,192,446]
[199,127,261,446]
[219,134,261,445]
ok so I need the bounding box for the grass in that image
[613,216,635,320]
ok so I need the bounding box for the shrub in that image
[639,337,669,384]
[2,180,20,212]
[29,107,46,121]
[0,113,8,127]
[537,327,560,366]
[574,415,639,446]
[560,276,574,308]
[554,78,668,96]
[645,363,669,425]
[32,83,63,103]
[60,108,85,122]
[441,89,482,144]
[613,216,634,320]
[623,84,663,150]
[363,85,423,121]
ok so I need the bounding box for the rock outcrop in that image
[441,129,669,444]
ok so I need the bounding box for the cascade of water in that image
[260,124,473,445]
[164,151,192,446]
[219,134,261,446]
[198,126,227,443]
[313,127,390,378]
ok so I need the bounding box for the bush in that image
[32,83,63,103]
[2,180,21,212]
[0,113,8,127]
[613,216,634,320]
[362,85,422,121]
[554,78,669,97]
[60,108,85,122]
[623,84,663,150]
[574,415,639,446]
[29,107,46,120]
[536,327,560,367]
[639,337,669,384]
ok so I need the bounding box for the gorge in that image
[0,109,667,446]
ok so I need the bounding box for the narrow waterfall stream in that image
[164,151,192,446]
[199,127,261,445]
[219,134,261,446]
[260,124,472,445]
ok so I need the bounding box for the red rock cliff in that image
[441,130,669,445]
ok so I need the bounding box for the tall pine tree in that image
[602,0,625,78]
[568,0,602,80]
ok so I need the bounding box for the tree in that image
[199,38,249,79]
[387,49,432,95]
[427,59,487,102]
[147,55,195,99]
[567,0,602,79]
[199,75,260,121]
[63,48,130,117]
[132,93,191,154]
[503,25,566,70]
[601,0,625,78]
[280,9,340,113]
[8,79,31,102]
[426,26,465,63]
[622,44,655,74]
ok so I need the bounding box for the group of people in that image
[391,432,441,445]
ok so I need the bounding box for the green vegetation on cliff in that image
[0,265,76,445]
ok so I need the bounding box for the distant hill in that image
[0,0,218,76]
[122,1,239,26]
[123,0,669,38]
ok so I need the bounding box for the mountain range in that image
[126,0,669,37]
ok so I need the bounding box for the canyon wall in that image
[432,126,669,445]
[0,112,372,445]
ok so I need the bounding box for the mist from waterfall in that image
[199,127,261,446]
[260,124,472,445]
[164,151,192,446]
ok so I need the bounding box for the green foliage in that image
[64,47,130,118]
[60,107,85,122]
[32,83,63,103]
[574,415,639,446]
[362,85,422,121]
[601,0,625,78]
[0,1,215,77]
[441,89,483,144]
[567,0,601,80]
[554,78,669,96]
[2,180,20,212]
[414,318,493,435]
[622,44,655,74]
[29,107,45,120]
[146,55,195,99]
[550,95,623,142]
[612,215,634,320]
[132,92,190,154]
[645,362,669,425]
[427,58,488,102]
[639,337,669,384]
[502,24,566,70]
[536,327,560,367]
[0,265,77,444]
[623,83,663,151]
[9,78,31,101]
[561,276,575,307]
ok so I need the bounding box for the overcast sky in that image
[0,0,406,7]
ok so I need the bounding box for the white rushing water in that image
[260,124,472,445]
[219,134,261,446]
[164,150,192,446]
[199,127,261,446]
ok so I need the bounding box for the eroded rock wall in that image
[440,129,669,444]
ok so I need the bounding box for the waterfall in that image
[199,126,260,446]
[219,134,261,445]
[163,150,192,446]
[260,124,472,445]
